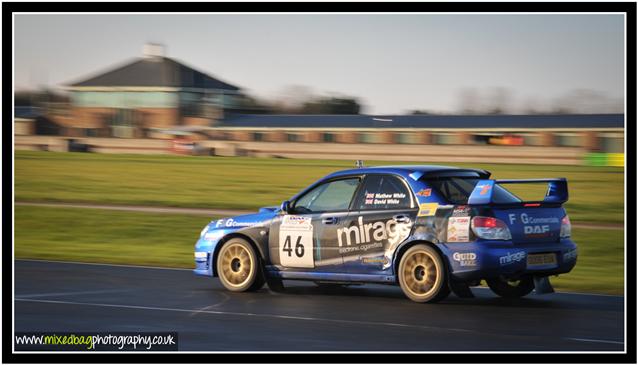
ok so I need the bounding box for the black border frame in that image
[2,2,636,363]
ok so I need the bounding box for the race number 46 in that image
[279,215,314,268]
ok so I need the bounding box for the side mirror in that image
[280,200,290,214]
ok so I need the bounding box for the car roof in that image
[325,165,491,180]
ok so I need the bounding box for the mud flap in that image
[448,280,474,298]
[261,260,285,292]
[533,276,554,295]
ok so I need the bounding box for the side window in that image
[353,175,412,210]
[293,178,360,213]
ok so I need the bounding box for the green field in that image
[15,151,624,224]
[15,206,624,294]
[14,151,625,295]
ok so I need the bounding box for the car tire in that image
[398,244,450,303]
[486,276,535,298]
[217,238,264,292]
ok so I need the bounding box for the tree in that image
[300,97,361,114]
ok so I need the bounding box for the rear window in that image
[426,177,521,204]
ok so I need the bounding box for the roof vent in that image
[143,43,165,59]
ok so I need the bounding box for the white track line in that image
[15,259,623,298]
[14,298,624,347]
[471,286,623,298]
[565,338,625,345]
[16,289,133,299]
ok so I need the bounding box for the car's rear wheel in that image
[217,238,265,292]
[398,244,449,303]
[486,276,535,298]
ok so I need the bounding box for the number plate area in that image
[526,253,557,268]
[279,215,315,268]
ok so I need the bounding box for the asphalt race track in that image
[14,259,624,351]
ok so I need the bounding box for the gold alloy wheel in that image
[401,250,440,298]
[220,242,254,288]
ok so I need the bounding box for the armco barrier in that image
[584,152,624,167]
[607,153,624,167]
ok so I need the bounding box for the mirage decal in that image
[337,216,411,255]
[499,251,526,266]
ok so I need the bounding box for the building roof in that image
[219,113,624,129]
[68,57,240,91]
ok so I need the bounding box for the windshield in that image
[426,177,522,204]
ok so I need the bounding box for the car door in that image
[269,177,362,273]
[341,174,418,275]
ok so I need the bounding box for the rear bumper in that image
[437,238,577,282]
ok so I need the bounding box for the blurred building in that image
[213,113,624,152]
[54,43,242,137]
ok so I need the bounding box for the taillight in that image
[471,216,512,240]
[560,215,571,238]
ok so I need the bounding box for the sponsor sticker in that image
[452,205,471,217]
[361,256,390,265]
[452,252,477,267]
[215,218,262,228]
[499,251,526,266]
[194,252,208,259]
[447,216,470,242]
[417,203,439,217]
[478,184,492,195]
[203,231,224,241]
[416,188,432,197]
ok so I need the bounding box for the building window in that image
[253,132,264,141]
[358,133,380,144]
[287,133,299,142]
[322,133,335,143]
[555,133,581,147]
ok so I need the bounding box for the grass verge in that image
[15,151,623,224]
[14,206,624,295]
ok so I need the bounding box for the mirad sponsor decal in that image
[499,251,526,266]
[337,216,411,251]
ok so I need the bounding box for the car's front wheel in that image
[486,276,535,298]
[217,238,265,292]
[398,244,450,303]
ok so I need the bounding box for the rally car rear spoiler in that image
[467,178,568,205]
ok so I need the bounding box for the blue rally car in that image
[194,164,577,303]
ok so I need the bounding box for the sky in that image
[14,13,625,115]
